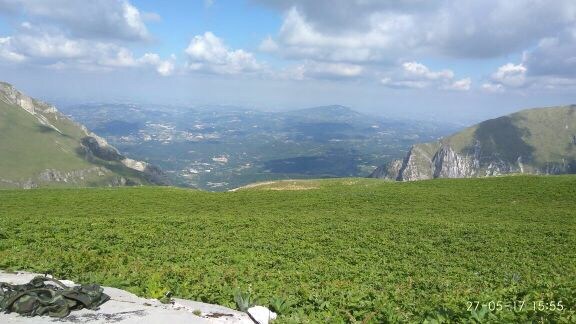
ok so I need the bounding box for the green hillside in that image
[373,105,576,181]
[0,98,101,180]
[1,176,574,322]
[0,82,165,188]
[444,106,576,166]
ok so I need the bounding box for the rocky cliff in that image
[371,105,576,181]
[0,82,169,188]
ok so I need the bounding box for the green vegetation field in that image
[1,176,575,322]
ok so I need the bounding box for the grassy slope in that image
[440,106,576,166]
[0,100,92,179]
[0,100,153,187]
[0,176,575,322]
[513,106,576,164]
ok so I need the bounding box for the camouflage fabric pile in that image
[0,276,110,318]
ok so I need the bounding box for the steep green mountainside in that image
[0,176,574,322]
[0,82,168,188]
[371,105,576,180]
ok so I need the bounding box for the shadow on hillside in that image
[35,124,74,139]
[73,145,171,186]
[467,115,535,163]
[568,160,576,173]
[36,124,57,133]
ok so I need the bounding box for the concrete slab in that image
[0,271,254,324]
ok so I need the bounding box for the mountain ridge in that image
[370,105,576,181]
[0,82,168,188]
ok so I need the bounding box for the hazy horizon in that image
[2,0,576,124]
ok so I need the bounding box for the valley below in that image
[59,103,457,191]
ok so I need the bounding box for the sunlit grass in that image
[1,176,575,322]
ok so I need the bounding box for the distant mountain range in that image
[0,82,168,189]
[371,106,576,180]
[59,103,456,190]
[3,81,575,189]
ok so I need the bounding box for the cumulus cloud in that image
[254,0,439,33]
[381,62,470,91]
[0,0,152,41]
[445,78,472,91]
[139,53,175,76]
[478,25,576,92]
[0,1,173,75]
[492,63,527,88]
[401,62,454,81]
[480,63,527,92]
[255,0,576,62]
[0,26,174,75]
[259,7,422,63]
[185,32,261,75]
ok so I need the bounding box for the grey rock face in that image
[37,167,108,183]
[81,137,124,161]
[0,168,131,189]
[397,146,435,181]
[432,145,479,179]
[369,160,402,180]
[372,142,575,181]
[374,143,517,181]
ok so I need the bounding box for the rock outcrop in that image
[0,271,252,324]
[371,106,576,181]
[0,81,169,188]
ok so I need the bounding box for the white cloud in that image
[259,36,279,52]
[402,62,454,80]
[481,83,505,93]
[481,27,576,92]
[482,63,527,92]
[121,1,148,40]
[262,7,421,63]
[0,1,172,76]
[0,37,26,62]
[445,78,472,91]
[139,53,175,76]
[0,0,153,41]
[491,63,527,88]
[308,62,364,78]
[256,0,576,62]
[0,27,173,76]
[185,32,261,75]
[381,61,469,91]
[483,62,576,93]
[2,31,86,60]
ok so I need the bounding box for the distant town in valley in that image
[60,104,456,190]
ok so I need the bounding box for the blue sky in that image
[131,1,280,55]
[1,0,576,123]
